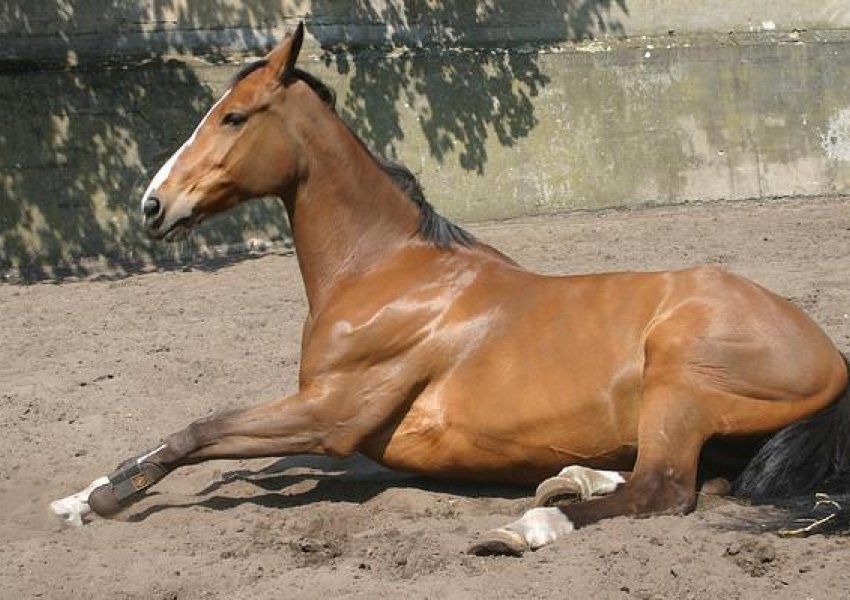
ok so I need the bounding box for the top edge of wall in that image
[2,1,850,67]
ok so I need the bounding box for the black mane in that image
[231,59,473,248]
[371,157,475,248]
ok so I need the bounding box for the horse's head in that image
[141,24,306,241]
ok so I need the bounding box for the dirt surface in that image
[2,196,850,599]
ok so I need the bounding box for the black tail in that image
[733,355,850,534]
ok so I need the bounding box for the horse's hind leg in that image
[470,380,712,556]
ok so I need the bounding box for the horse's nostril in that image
[143,196,162,219]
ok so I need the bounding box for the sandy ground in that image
[1,196,849,600]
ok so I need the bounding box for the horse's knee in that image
[559,469,697,529]
[160,416,224,465]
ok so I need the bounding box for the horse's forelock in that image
[229,59,270,89]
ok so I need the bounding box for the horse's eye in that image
[222,112,248,127]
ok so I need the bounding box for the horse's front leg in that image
[50,381,400,525]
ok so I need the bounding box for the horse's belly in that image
[360,386,638,485]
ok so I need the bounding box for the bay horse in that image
[51,24,850,554]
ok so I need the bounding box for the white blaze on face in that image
[140,89,233,212]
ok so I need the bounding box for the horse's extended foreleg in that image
[470,381,711,555]
[51,382,404,525]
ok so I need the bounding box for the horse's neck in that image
[285,115,420,314]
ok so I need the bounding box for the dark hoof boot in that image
[88,483,124,517]
[89,459,168,518]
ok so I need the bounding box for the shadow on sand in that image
[125,454,531,522]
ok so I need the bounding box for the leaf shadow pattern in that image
[1,0,628,281]
[0,1,296,282]
[311,0,627,173]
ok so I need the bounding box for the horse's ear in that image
[267,22,304,82]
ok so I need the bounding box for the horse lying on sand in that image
[51,24,850,555]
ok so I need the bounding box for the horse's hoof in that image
[88,483,124,518]
[533,476,582,507]
[699,477,731,497]
[467,529,528,557]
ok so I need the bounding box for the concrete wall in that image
[2,2,850,279]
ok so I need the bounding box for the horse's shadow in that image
[126,454,530,522]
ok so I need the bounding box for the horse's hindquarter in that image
[638,266,847,435]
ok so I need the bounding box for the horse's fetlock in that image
[163,423,201,458]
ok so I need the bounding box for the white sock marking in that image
[49,476,109,527]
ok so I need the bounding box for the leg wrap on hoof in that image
[89,449,168,517]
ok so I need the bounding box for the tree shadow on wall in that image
[0,1,298,282]
[0,0,628,281]
[311,0,628,173]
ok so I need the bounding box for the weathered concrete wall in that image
[4,1,850,61]
[0,59,289,279]
[2,2,850,279]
